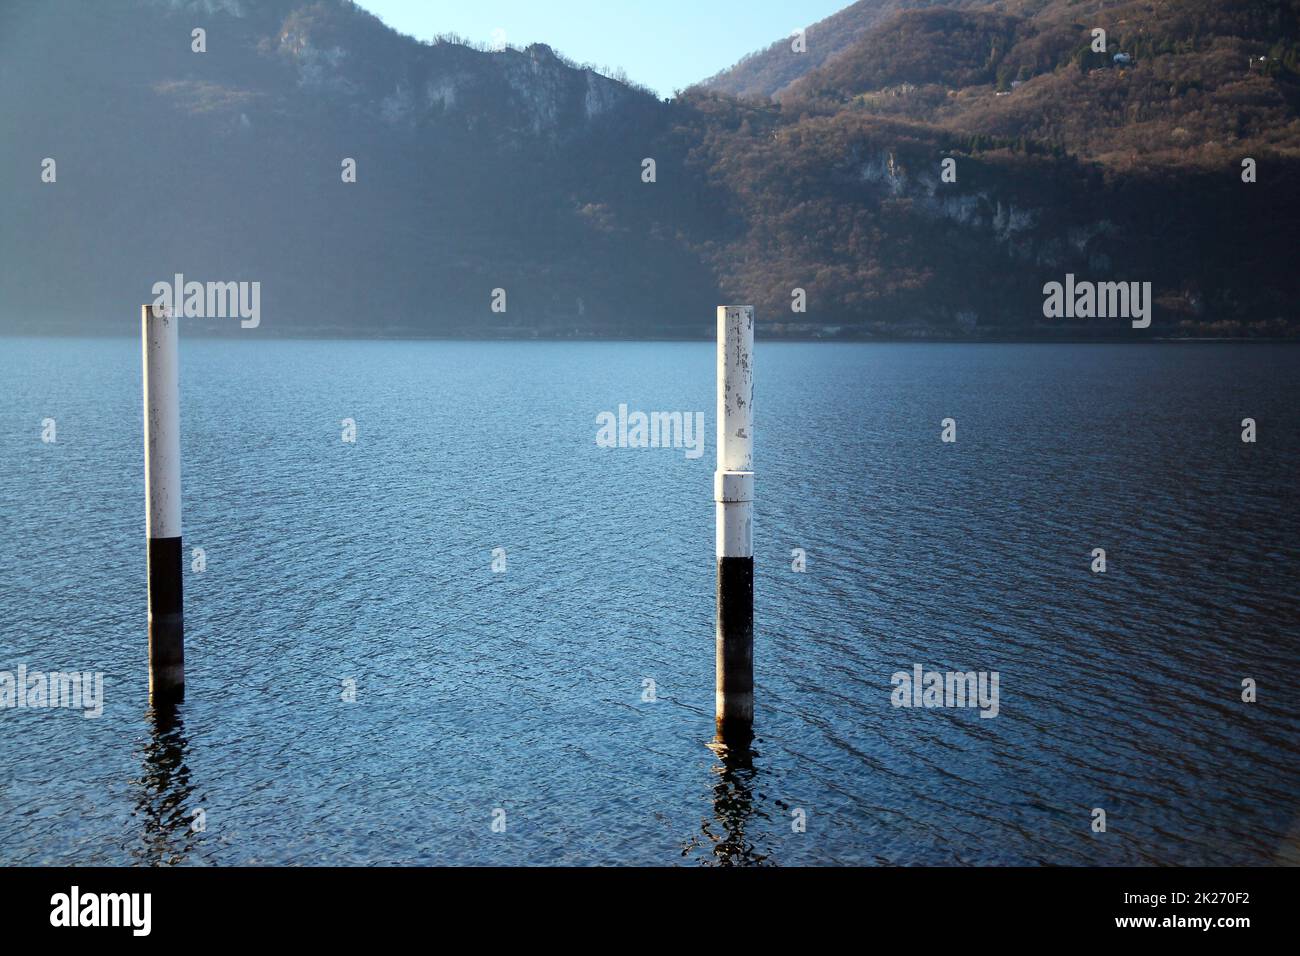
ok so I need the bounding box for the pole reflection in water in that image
[131,702,199,865]
[683,735,775,866]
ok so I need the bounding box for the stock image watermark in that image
[890,664,999,718]
[50,887,151,936]
[1042,274,1151,329]
[151,273,261,328]
[595,404,705,459]
[1,665,104,718]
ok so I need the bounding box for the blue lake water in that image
[1,337,1298,865]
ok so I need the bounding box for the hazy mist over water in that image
[2,337,1297,865]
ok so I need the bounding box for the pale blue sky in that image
[354,0,849,96]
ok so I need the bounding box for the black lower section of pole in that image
[715,556,753,740]
[147,536,184,700]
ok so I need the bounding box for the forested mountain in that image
[687,0,1300,336]
[2,0,1298,339]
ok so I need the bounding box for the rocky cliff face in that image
[273,16,635,141]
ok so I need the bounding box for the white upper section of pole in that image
[716,306,754,559]
[716,306,754,474]
[142,304,182,539]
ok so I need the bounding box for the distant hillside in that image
[698,0,985,100]
[788,7,1025,96]
[2,0,1299,340]
[784,0,1300,165]
[688,0,1300,335]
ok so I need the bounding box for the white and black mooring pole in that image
[715,305,754,739]
[142,303,184,699]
